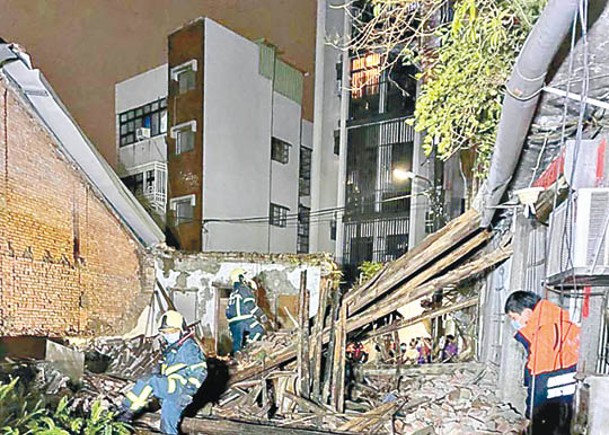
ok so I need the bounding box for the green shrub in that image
[0,378,131,435]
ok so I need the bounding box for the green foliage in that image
[358,261,384,283]
[0,378,131,435]
[410,0,547,177]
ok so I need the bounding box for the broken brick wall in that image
[0,78,154,337]
[144,247,338,355]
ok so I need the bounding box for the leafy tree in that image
[344,0,547,178]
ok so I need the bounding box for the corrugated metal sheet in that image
[257,42,303,105]
[258,43,276,80]
[274,60,303,105]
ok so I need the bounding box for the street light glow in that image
[393,168,415,181]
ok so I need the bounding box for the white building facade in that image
[115,18,313,254]
[115,64,168,221]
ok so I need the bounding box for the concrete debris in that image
[203,362,527,434]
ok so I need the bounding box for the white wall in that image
[270,92,301,253]
[310,0,344,255]
[118,136,167,169]
[202,18,274,252]
[115,64,168,114]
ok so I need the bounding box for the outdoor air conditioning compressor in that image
[546,188,609,286]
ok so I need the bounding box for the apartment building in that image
[116,18,312,253]
[115,65,168,223]
[312,1,465,281]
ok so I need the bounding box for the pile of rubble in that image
[203,360,526,434]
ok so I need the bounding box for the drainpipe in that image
[480,0,579,227]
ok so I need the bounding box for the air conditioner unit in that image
[546,188,609,286]
[136,127,151,140]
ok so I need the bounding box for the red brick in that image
[0,79,153,337]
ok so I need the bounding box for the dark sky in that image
[0,0,317,166]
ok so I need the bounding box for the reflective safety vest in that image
[225,281,263,324]
[160,337,208,394]
[515,300,580,376]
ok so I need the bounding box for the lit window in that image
[351,53,381,99]
[170,194,195,225]
[271,137,290,164]
[171,121,196,155]
[171,60,198,95]
[270,203,289,227]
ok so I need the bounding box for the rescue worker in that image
[505,291,580,434]
[118,310,207,434]
[226,268,267,355]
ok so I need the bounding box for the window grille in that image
[271,137,290,164]
[270,203,289,227]
[299,147,312,196]
[297,205,310,253]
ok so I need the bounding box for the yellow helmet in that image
[230,268,247,285]
[158,310,185,332]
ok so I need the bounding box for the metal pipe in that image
[480,0,580,227]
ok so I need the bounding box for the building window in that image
[351,53,381,99]
[386,234,408,259]
[270,203,289,227]
[171,60,198,95]
[171,121,196,155]
[297,205,310,253]
[334,129,340,156]
[170,194,195,225]
[118,98,167,147]
[425,210,436,234]
[122,172,144,196]
[271,137,290,164]
[299,147,312,197]
[330,217,337,241]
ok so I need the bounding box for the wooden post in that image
[321,286,340,403]
[310,280,331,401]
[330,302,347,413]
[297,270,310,398]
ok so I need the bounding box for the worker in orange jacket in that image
[505,291,580,434]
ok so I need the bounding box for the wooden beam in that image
[321,286,341,404]
[344,209,481,314]
[330,303,347,413]
[229,247,511,386]
[310,280,331,401]
[366,296,479,339]
[346,245,512,334]
[136,413,344,435]
[297,270,311,398]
